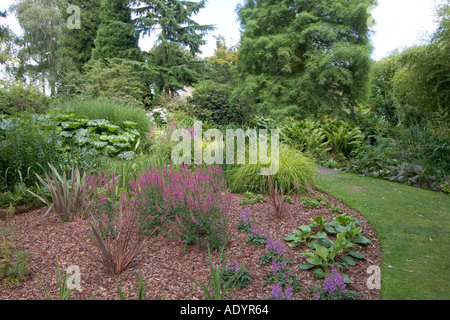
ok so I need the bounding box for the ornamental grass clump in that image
[132,164,231,250]
[28,164,89,223]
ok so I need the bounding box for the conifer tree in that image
[133,0,214,97]
[235,0,376,118]
[91,0,141,61]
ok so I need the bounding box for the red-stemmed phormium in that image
[73,191,154,276]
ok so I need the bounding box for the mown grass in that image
[317,172,450,300]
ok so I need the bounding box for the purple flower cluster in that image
[266,238,284,257]
[271,260,287,275]
[250,224,267,237]
[225,261,241,274]
[271,283,293,301]
[324,268,346,297]
[240,208,252,227]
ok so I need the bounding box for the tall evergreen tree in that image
[235,0,375,118]
[57,0,101,72]
[133,0,214,97]
[91,0,141,61]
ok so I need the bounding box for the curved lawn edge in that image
[316,172,450,300]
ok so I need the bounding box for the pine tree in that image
[133,0,214,97]
[235,0,375,118]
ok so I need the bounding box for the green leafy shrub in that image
[240,191,267,205]
[0,182,40,209]
[0,228,33,287]
[284,213,371,281]
[280,118,330,161]
[321,120,364,158]
[226,144,317,194]
[0,80,50,115]
[80,59,153,108]
[0,113,65,191]
[189,81,253,126]
[347,124,449,191]
[245,225,268,246]
[222,261,253,288]
[280,118,364,164]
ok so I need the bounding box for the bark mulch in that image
[0,190,381,300]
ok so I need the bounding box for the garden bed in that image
[0,191,381,300]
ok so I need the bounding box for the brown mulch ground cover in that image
[0,190,381,300]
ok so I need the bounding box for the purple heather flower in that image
[284,286,293,301]
[324,276,337,296]
[272,283,283,300]
[266,238,285,256]
[272,260,281,274]
[331,268,346,293]
[267,238,274,250]
[225,261,240,274]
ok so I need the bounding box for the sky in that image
[0,0,445,61]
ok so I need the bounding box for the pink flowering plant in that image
[131,164,231,250]
[83,172,123,239]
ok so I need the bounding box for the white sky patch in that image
[370,0,442,60]
[0,0,444,61]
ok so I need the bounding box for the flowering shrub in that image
[264,260,303,293]
[222,261,252,288]
[313,268,359,300]
[83,172,123,239]
[259,238,287,265]
[271,283,294,301]
[132,164,231,250]
[237,208,253,234]
[245,224,268,246]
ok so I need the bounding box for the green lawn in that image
[317,172,450,300]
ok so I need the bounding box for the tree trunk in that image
[161,19,169,98]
